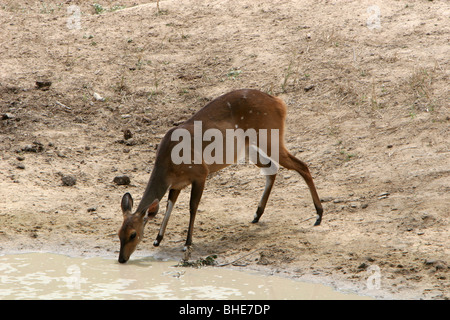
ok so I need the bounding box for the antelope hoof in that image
[154,234,164,246]
[182,246,192,261]
[314,217,322,226]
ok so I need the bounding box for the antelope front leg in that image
[154,189,180,247]
[182,179,205,261]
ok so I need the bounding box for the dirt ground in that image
[0,0,448,300]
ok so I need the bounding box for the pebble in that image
[93,92,105,101]
[424,259,437,265]
[22,142,44,153]
[61,175,77,186]
[358,262,368,269]
[35,80,52,90]
[123,129,133,140]
[378,192,390,199]
[113,175,130,185]
[1,113,15,120]
[424,259,447,271]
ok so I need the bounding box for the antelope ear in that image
[144,199,159,219]
[121,193,133,216]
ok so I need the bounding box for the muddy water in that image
[0,253,369,300]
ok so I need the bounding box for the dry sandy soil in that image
[0,0,449,300]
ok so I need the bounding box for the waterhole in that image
[0,253,369,300]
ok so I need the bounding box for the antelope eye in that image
[130,232,137,240]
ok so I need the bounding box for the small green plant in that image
[178,88,189,95]
[343,151,356,161]
[227,69,242,80]
[93,3,125,14]
[339,150,356,161]
[338,144,356,161]
[281,60,295,93]
[178,255,218,268]
[110,5,126,12]
[39,2,56,14]
[93,3,104,14]
[113,75,128,93]
[200,255,218,266]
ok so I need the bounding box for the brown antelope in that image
[118,89,323,263]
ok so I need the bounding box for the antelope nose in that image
[118,255,128,264]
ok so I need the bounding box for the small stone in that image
[378,192,390,200]
[320,196,333,203]
[16,163,25,170]
[361,203,369,209]
[36,80,52,90]
[123,129,133,140]
[1,113,15,120]
[22,142,44,153]
[87,207,97,213]
[93,92,105,101]
[23,145,34,152]
[358,262,368,269]
[424,259,437,265]
[61,175,77,186]
[113,175,130,185]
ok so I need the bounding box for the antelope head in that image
[118,193,159,263]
